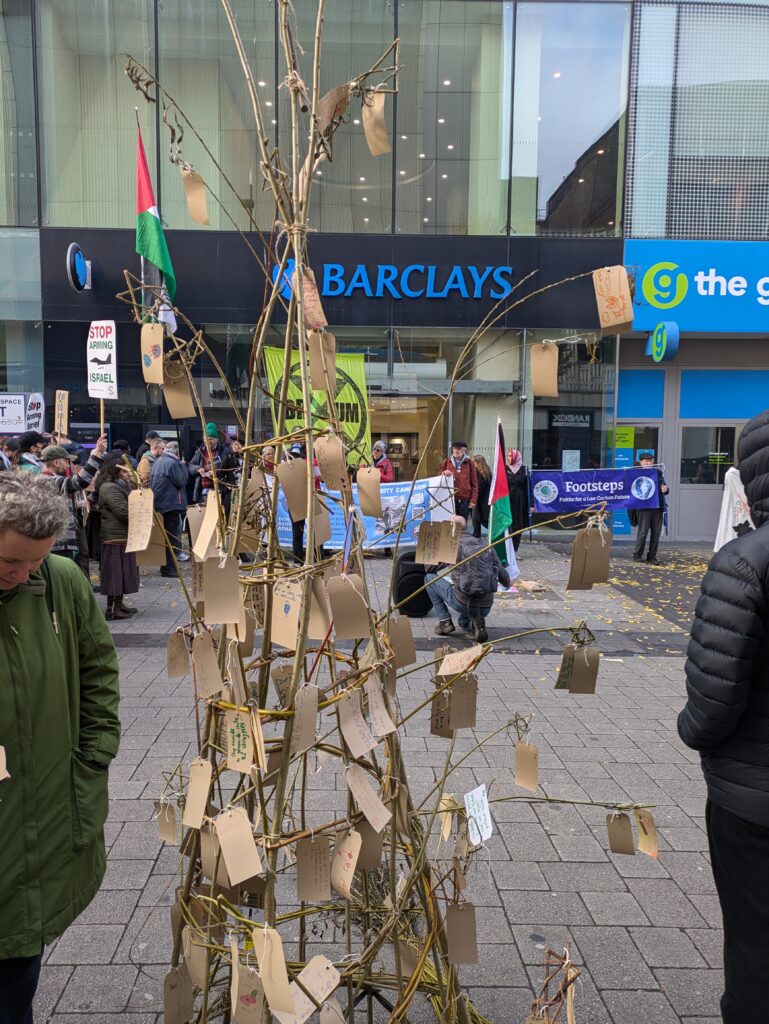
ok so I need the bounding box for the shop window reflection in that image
[680,426,736,486]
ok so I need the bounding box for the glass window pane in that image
[0,4,37,226]
[511,3,630,237]
[681,426,736,485]
[37,1,155,228]
[158,0,276,231]
[397,1,509,236]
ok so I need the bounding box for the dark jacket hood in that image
[738,409,769,526]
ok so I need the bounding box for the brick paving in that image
[34,540,724,1024]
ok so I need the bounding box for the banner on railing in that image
[530,467,661,514]
[276,474,454,550]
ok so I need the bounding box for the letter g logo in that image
[642,261,688,309]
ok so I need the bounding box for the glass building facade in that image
[2,1,768,509]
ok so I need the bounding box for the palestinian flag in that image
[489,418,514,567]
[136,126,176,329]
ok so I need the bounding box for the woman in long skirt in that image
[96,456,140,620]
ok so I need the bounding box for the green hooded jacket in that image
[0,554,121,958]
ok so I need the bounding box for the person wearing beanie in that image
[679,408,769,1022]
[439,441,478,523]
[189,423,239,512]
[17,431,46,474]
[372,441,394,483]
[135,429,161,462]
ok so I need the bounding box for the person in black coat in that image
[505,449,529,551]
[150,442,194,576]
[471,455,491,538]
[678,408,769,1024]
[633,451,669,564]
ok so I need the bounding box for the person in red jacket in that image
[372,440,394,482]
[440,441,478,523]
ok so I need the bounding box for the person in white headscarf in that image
[714,465,754,552]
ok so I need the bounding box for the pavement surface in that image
[34,538,724,1024]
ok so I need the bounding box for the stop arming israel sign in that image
[531,467,661,513]
[87,320,118,399]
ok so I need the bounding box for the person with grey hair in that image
[372,440,394,483]
[150,439,194,576]
[0,474,120,1022]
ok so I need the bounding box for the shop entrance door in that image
[676,425,741,541]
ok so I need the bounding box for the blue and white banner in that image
[275,475,454,550]
[530,468,660,513]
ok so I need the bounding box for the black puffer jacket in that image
[678,410,769,825]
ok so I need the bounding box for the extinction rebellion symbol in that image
[273,360,369,450]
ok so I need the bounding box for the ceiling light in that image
[359,176,366,182]
[447,144,454,150]
[537,116,542,122]
[265,100,273,107]
[399,170,406,176]
[608,220,614,225]
[271,118,277,125]
[578,177,584,183]
[258,81,266,87]
[441,173,448,179]
[353,118,360,125]
[423,217,429,222]
[364,217,369,223]
[426,196,432,202]
[438,118,445,124]
[362,197,368,202]
[553,71,561,79]
[443,79,451,86]
[420,153,426,159]
[401,134,408,140]
[316,170,322,176]
[597,149,605,155]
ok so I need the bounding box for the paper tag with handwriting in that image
[365,676,396,737]
[464,784,493,846]
[182,757,212,829]
[192,632,224,699]
[331,828,362,899]
[296,835,331,902]
[338,689,377,759]
[635,808,658,859]
[274,956,341,1024]
[225,709,254,772]
[437,645,484,677]
[233,964,265,1022]
[291,685,319,756]
[346,764,392,834]
[125,488,155,553]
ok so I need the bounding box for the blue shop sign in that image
[644,321,679,362]
[625,239,769,332]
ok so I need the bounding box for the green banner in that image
[263,347,371,460]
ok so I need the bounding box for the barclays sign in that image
[273,258,514,302]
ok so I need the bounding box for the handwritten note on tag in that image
[430,690,453,738]
[416,521,460,564]
[606,811,635,856]
[233,964,265,1022]
[437,645,484,678]
[182,757,212,829]
[514,740,539,792]
[296,835,331,902]
[635,809,658,859]
[225,709,254,772]
[125,489,155,553]
[291,685,319,756]
[192,631,224,698]
[271,577,302,650]
[331,828,362,899]
[365,676,396,737]
[464,784,493,846]
[338,689,377,759]
[215,807,263,884]
[274,956,341,1024]
[346,764,392,833]
[294,266,327,330]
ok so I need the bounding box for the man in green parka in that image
[0,474,120,1023]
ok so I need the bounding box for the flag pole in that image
[135,107,147,322]
[100,399,105,438]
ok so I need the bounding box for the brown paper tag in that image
[635,808,659,859]
[355,818,384,870]
[346,763,392,833]
[515,740,539,792]
[163,359,196,419]
[361,89,391,156]
[309,576,332,640]
[0,746,9,782]
[327,574,370,640]
[453,855,466,893]
[315,434,348,490]
[164,964,194,1023]
[155,800,178,844]
[271,663,293,706]
[388,613,417,668]
[182,925,208,989]
[276,458,309,522]
[365,676,396,737]
[225,708,254,772]
[593,265,633,335]
[308,330,336,392]
[182,756,212,829]
[140,323,164,385]
[125,489,155,553]
[320,998,346,1024]
[291,685,319,756]
[250,710,267,773]
[555,644,600,694]
[317,84,350,134]
[416,520,460,564]
[313,495,332,548]
[200,821,230,887]
[446,903,479,964]
[181,166,209,225]
[530,340,559,398]
[192,493,221,562]
[430,689,454,738]
[566,528,590,591]
[271,577,303,650]
[233,964,266,1022]
[215,807,264,884]
[203,555,242,624]
[167,633,189,679]
[356,467,383,518]
[606,811,635,855]
[251,927,295,1016]
[292,265,327,330]
[582,525,612,586]
[437,645,484,678]
[338,689,377,759]
[192,631,224,698]
[449,674,478,729]
[274,955,340,1024]
[439,794,455,844]
[331,828,362,898]
[53,389,69,437]
[227,644,248,709]
[296,835,331,902]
